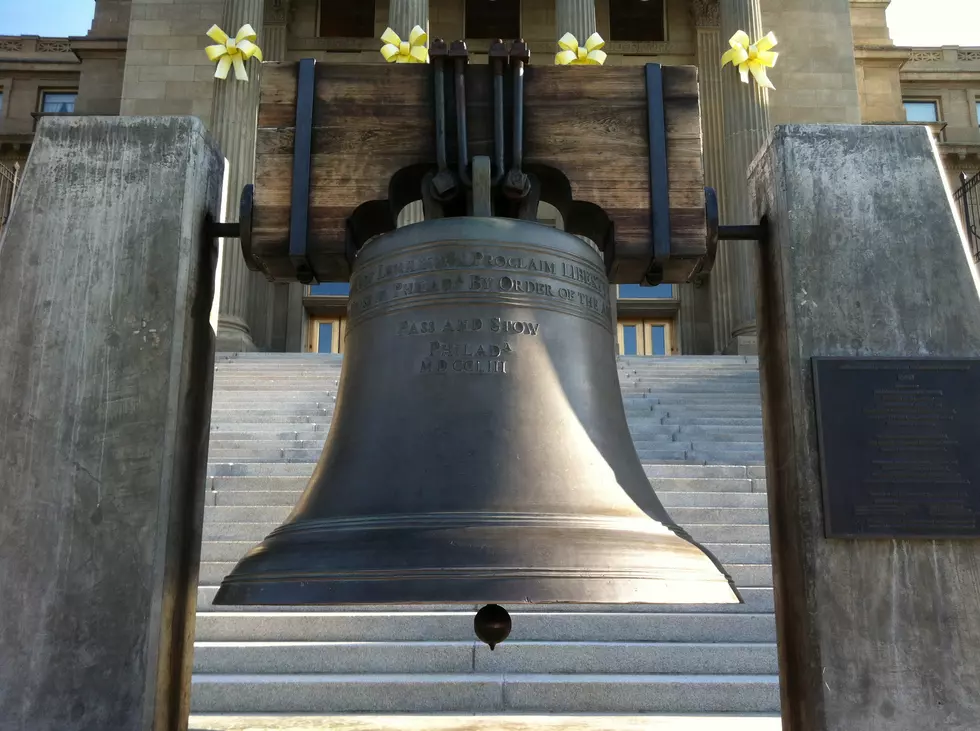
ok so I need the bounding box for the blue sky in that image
[1,0,979,45]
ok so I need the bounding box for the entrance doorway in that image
[617,319,675,356]
[308,317,346,354]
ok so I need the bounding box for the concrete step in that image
[189,673,780,714]
[192,640,778,675]
[200,504,770,526]
[201,521,772,544]
[209,463,316,477]
[661,417,763,427]
[207,449,732,464]
[207,475,767,495]
[207,489,769,509]
[197,561,772,587]
[195,587,776,613]
[199,537,770,564]
[194,611,776,643]
[209,414,330,425]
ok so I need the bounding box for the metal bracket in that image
[503,40,531,203]
[449,40,471,188]
[718,223,768,242]
[489,40,509,186]
[288,57,317,284]
[428,38,457,209]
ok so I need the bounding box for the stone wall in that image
[760,0,861,124]
[120,0,225,123]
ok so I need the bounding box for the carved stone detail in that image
[265,0,289,25]
[36,40,72,53]
[691,0,721,27]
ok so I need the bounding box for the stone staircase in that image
[192,353,778,715]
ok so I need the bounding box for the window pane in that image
[618,283,673,299]
[0,92,4,112]
[319,2,375,37]
[622,325,638,355]
[465,0,521,39]
[310,282,350,296]
[650,325,667,356]
[41,92,76,114]
[609,0,665,42]
[976,101,980,127]
[317,323,334,354]
[904,101,938,123]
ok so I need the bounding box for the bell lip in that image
[211,578,743,607]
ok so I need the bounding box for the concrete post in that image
[211,0,264,352]
[752,124,980,730]
[0,117,223,731]
[556,0,598,42]
[715,0,770,354]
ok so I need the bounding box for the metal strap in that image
[289,57,316,284]
[644,63,671,279]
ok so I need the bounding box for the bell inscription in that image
[812,357,980,538]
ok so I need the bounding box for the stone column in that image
[388,0,428,228]
[253,0,297,351]
[556,0,598,41]
[716,0,770,354]
[211,0,264,352]
[388,0,429,38]
[0,116,223,731]
[687,0,724,354]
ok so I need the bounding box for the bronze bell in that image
[214,217,741,612]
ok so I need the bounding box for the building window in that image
[40,91,76,114]
[903,100,939,123]
[618,283,674,299]
[0,91,4,113]
[309,318,345,353]
[309,282,351,296]
[618,319,673,356]
[465,0,521,40]
[319,2,375,38]
[976,100,980,128]
[609,0,666,43]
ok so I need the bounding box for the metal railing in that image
[0,161,19,237]
[956,171,980,262]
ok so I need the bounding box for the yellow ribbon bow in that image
[721,30,778,90]
[205,24,263,82]
[380,26,429,63]
[555,32,607,66]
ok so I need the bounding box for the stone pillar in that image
[255,0,300,352]
[0,117,223,731]
[715,0,770,354]
[556,0,598,41]
[264,0,290,60]
[689,0,724,354]
[548,0,612,331]
[388,0,429,38]
[753,124,980,731]
[211,0,264,352]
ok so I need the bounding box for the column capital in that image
[691,0,720,27]
[265,0,290,26]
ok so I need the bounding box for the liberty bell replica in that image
[215,44,743,645]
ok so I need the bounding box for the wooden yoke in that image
[245,60,712,285]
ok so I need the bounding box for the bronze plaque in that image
[812,358,980,538]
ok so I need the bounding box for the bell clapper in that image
[474,604,512,650]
